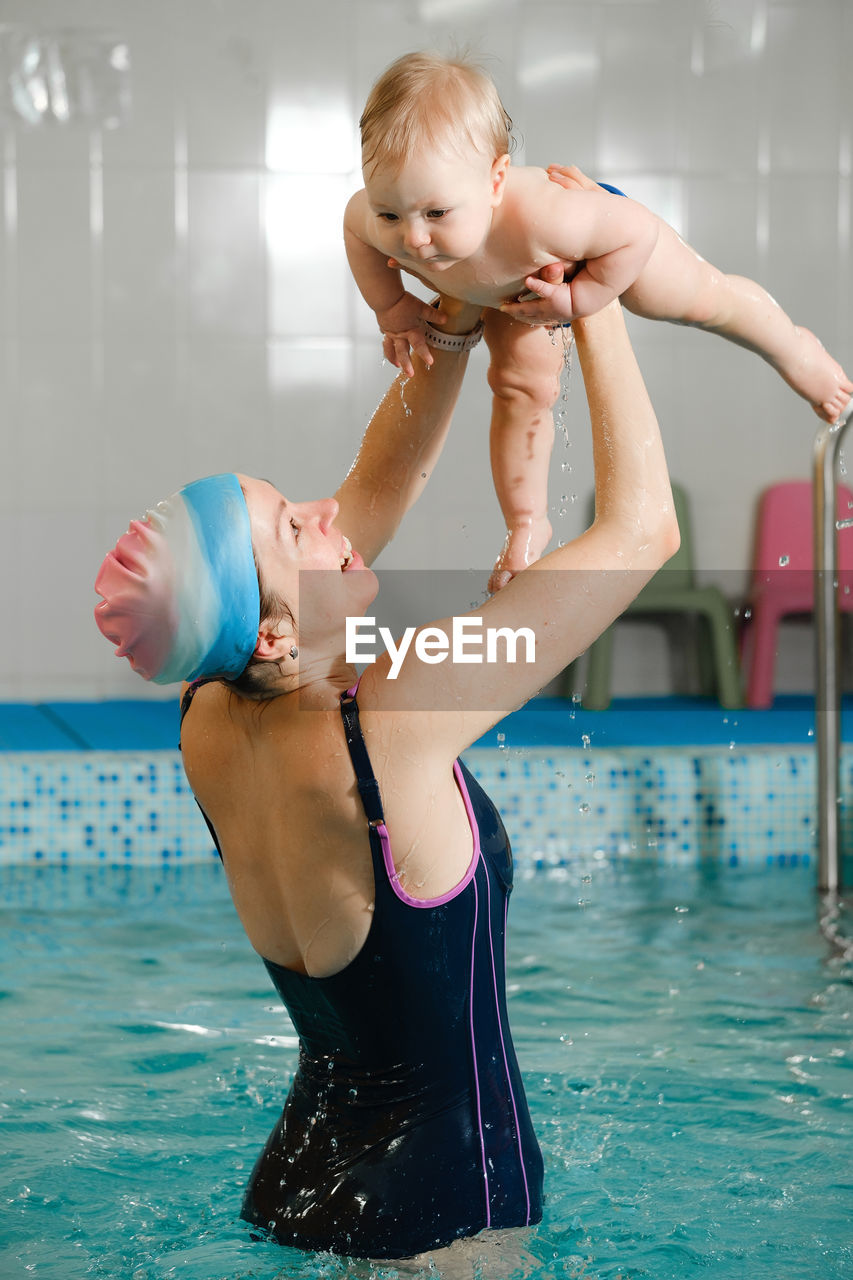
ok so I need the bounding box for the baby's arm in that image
[567,202,658,316]
[502,169,659,323]
[344,190,445,376]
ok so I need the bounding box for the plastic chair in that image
[741,480,853,708]
[578,483,743,709]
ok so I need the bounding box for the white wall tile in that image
[516,4,603,173]
[12,121,92,173]
[183,338,271,479]
[100,340,187,507]
[0,342,14,511]
[174,0,268,169]
[266,0,358,176]
[16,167,93,337]
[686,20,761,173]
[3,5,133,162]
[102,169,178,336]
[100,4,178,169]
[0,163,10,338]
[187,172,265,335]
[265,340,355,497]
[266,173,351,337]
[766,174,843,349]
[14,339,100,512]
[597,1,694,174]
[0,508,27,696]
[12,508,102,695]
[765,1,843,174]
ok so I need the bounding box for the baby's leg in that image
[483,310,565,592]
[623,220,852,423]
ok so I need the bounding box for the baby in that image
[344,51,852,590]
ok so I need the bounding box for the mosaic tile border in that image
[0,744,846,867]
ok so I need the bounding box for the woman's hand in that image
[499,262,576,326]
[545,163,600,191]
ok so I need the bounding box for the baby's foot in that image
[775,328,853,424]
[488,516,553,594]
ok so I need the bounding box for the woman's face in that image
[239,475,378,645]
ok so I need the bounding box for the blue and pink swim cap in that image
[94,473,261,685]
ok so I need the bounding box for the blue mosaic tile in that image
[0,741,846,868]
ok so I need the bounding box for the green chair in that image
[573,483,743,709]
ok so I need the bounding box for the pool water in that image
[2,859,851,1280]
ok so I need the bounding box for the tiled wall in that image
[0,743,841,867]
[1,0,851,700]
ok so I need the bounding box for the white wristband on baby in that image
[422,318,484,352]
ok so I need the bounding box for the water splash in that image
[554,327,575,452]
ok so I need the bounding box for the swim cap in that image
[94,473,261,685]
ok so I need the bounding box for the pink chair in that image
[741,481,853,707]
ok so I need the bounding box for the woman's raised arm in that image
[363,300,680,747]
[334,296,483,566]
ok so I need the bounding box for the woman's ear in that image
[253,621,294,662]
[490,153,511,205]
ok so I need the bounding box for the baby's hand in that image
[377,291,447,378]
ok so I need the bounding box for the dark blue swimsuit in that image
[182,685,543,1259]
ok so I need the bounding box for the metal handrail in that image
[814,396,853,893]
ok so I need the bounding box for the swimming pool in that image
[3,857,850,1279]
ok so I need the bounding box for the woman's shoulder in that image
[181,686,362,820]
[182,682,334,758]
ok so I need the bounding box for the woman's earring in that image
[289,646,298,660]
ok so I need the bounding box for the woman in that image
[94,292,678,1261]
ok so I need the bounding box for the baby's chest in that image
[403,252,547,308]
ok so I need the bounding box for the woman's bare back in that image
[180,682,475,978]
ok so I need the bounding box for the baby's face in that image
[364,144,506,271]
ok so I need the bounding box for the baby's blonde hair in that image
[360,51,513,175]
